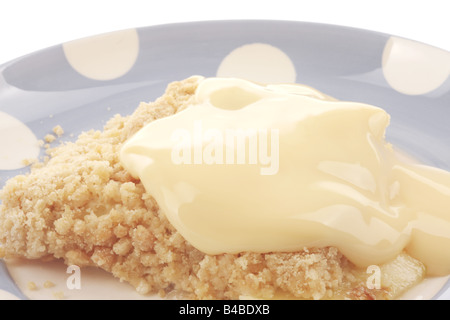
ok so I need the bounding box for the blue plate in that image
[0,20,449,300]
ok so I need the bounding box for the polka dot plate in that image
[0,20,449,300]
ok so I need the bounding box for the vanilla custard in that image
[120,77,450,276]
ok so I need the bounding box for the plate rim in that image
[1,19,448,69]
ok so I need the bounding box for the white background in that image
[0,0,449,65]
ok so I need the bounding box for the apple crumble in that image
[0,76,426,300]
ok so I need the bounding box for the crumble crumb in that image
[53,291,65,300]
[27,281,37,291]
[53,125,64,137]
[21,158,38,167]
[43,280,55,289]
[44,134,56,143]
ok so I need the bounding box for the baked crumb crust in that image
[0,76,424,300]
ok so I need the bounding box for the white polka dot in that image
[63,29,139,81]
[0,111,40,170]
[0,289,20,300]
[217,43,297,84]
[382,36,450,95]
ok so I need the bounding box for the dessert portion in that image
[0,76,448,300]
[120,77,450,276]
